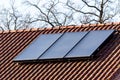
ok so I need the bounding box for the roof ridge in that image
[0,22,120,33]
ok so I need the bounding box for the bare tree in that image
[0,26,4,31]
[0,0,119,31]
[0,0,33,30]
[67,0,119,24]
[24,0,73,27]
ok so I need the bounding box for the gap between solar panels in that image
[13,30,115,63]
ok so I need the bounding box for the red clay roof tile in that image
[1,22,120,80]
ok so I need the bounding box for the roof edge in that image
[0,22,120,33]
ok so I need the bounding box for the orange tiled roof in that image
[1,22,120,80]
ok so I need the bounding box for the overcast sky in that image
[0,0,36,12]
[0,0,25,13]
[0,0,120,24]
[0,0,21,8]
[0,0,65,15]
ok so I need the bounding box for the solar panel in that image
[39,32,88,59]
[13,29,115,62]
[13,33,63,61]
[65,30,114,58]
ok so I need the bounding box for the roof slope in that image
[1,22,120,80]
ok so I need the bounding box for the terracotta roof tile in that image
[1,22,120,80]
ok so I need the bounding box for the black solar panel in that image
[65,30,114,58]
[13,30,115,62]
[13,33,63,61]
[39,32,88,59]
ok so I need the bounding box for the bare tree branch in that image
[0,1,33,30]
[24,0,73,27]
[67,0,118,24]
[82,0,100,11]
[66,1,99,17]
[0,26,4,31]
[103,0,110,5]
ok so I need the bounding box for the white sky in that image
[0,0,35,14]
[0,0,24,12]
[0,0,120,23]
[0,0,64,15]
[0,0,21,8]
